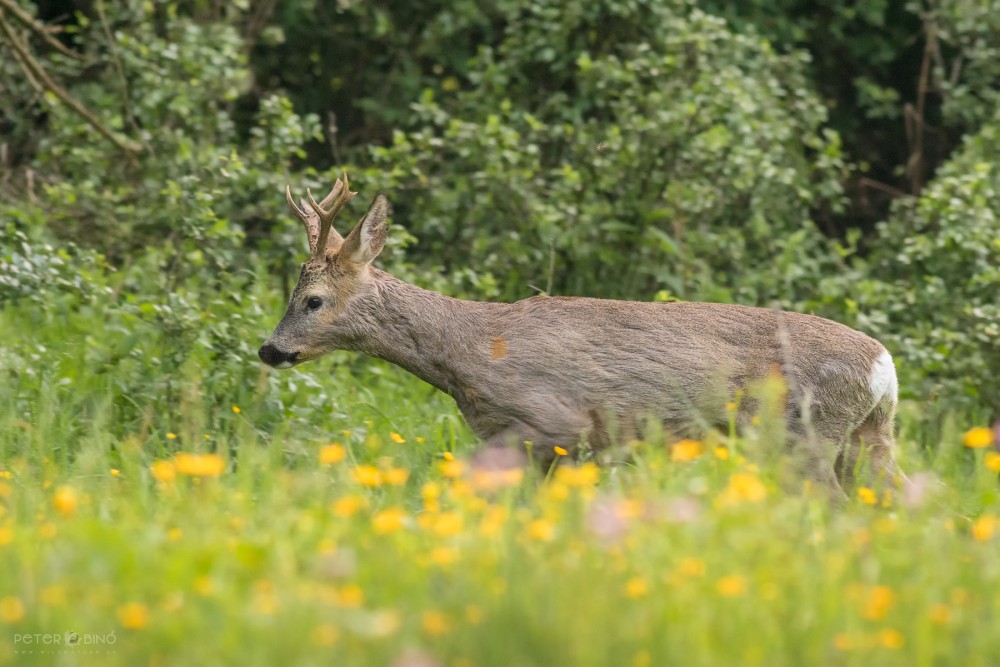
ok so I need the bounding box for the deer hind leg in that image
[838,395,897,492]
[783,415,849,503]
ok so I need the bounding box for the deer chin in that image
[286,348,327,366]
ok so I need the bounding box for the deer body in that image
[260,179,898,492]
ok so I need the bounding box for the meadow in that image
[3,0,1000,664]
[0,262,998,667]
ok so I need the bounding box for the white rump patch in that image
[868,350,898,402]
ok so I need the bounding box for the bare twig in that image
[858,177,908,200]
[326,111,341,165]
[948,55,963,88]
[0,0,82,59]
[0,9,142,159]
[243,0,278,53]
[908,14,937,196]
[95,0,141,139]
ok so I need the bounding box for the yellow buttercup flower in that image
[430,512,463,537]
[383,467,409,486]
[173,453,225,477]
[984,452,1000,472]
[0,596,25,623]
[352,465,383,487]
[717,473,767,506]
[336,585,364,607]
[52,485,79,517]
[857,487,878,505]
[422,610,450,636]
[972,515,996,542]
[677,557,706,577]
[150,460,176,483]
[861,586,895,621]
[428,546,458,566]
[372,507,407,534]
[928,603,950,625]
[526,518,555,542]
[331,495,366,517]
[962,427,994,448]
[716,575,747,597]
[553,446,568,456]
[554,463,600,487]
[390,432,406,444]
[625,577,648,599]
[480,507,508,537]
[670,439,703,462]
[440,460,465,479]
[117,602,150,629]
[879,629,904,649]
[319,444,347,465]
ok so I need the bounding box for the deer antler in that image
[285,173,357,258]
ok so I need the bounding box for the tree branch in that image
[0,0,83,60]
[0,9,142,159]
[95,0,142,139]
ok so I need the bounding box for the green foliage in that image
[251,0,502,147]
[862,113,1000,411]
[701,0,921,194]
[2,1,321,288]
[931,0,1000,131]
[0,0,997,412]
[373,1,848,304]
[0,226,109,304]
[1,271,999,665]
[3,3,1000,661]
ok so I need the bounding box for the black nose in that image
[258,344,298,367]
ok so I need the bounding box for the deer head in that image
[259,175,391,368]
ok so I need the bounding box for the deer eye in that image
[306,296,322,310]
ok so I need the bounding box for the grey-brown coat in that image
[259,181,898,494]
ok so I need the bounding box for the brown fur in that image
[261,193,898,495]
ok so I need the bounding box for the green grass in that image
[0,284,998,667]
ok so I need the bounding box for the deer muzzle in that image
[258,343,299,369]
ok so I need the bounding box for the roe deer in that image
[259,177,898,495]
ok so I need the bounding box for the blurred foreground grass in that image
[0,285,998,667]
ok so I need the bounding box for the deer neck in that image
[344,269,501,395]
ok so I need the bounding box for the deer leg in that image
[843,399,898,492]
[484,421,543,450]
[481,420,580,468]
[784,405,849,503]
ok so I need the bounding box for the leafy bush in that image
[3,0,999,417]
[0,225,109,305]
[2,2,321,286]
[931,0,1000,132]
[862,113,1000,413]
[371,0,848,304]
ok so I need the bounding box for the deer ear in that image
[340,194,390,265]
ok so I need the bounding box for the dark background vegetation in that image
[1,0,997,423]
